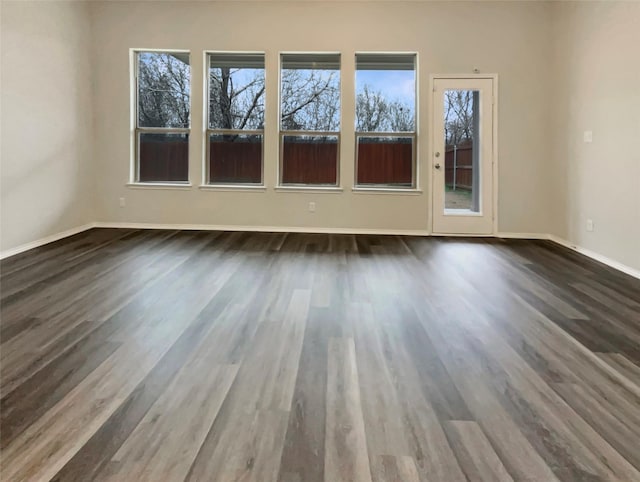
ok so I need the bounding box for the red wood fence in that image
[140,138,415,185]
[210,139,262,183]
[357,140,412,185]
[282,140,338,185]
[139,137,189,182]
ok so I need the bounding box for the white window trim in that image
[127,182,192,190]
[274,185,344,193]
[203,51,267,187]
[198,184,267,192]
[278,52,342,188]
[130,49,192,185]
[354,52,419,190]
[351,187,423,195]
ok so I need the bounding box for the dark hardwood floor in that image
[1,228,639,482]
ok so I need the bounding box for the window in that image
[207,53,265,185]
[280,53,341,186]
[134,51,191,183]
[355,53,416,188]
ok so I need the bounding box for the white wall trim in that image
[0,223,96,260]
[499,232,639,279]
[96,223,552,240]
[93,222,430,237]
[497,232,548,240]
[548,235,640,280]
[3,223,637,280]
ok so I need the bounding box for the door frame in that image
[428,74,499,236]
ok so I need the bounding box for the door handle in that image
[435,163,441,169]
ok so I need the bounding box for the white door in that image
[432,78,495,235]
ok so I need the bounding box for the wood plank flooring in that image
[1,228,639,482]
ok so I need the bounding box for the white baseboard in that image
[93,223,550,240]
[92,222,431,237]
[0,223,96,260]
[497,232,548,240]
[547,235,640,280]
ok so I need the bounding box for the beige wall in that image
[551,1,640,271]
[90,1,554,234]
[1,0,95,252]
[3,0,636,272]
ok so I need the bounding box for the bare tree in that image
[388,101,414,132]
[209,66,341,138]
[280,69,340,131]
[139,57,415,137]
[356,85,388,131]
[209,67,265,131]
[356,84,414,132]
[138,53,190,129]
[444,90,473,145]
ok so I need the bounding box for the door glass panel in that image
[443,90,480,212]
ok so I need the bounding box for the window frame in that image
[278,52,342,188]
[354,52,418,190]
[130,49,192,185]
[204,51,266,187]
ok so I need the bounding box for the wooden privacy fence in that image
[140,138,414,185]
[139,137,189,182]
[281,140,338,184]
[444,143,473,190]
[210,139,262,183]
[357,140,412,185]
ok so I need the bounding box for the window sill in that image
[351,187,423,195]
[126,182,192,190]
[275,186,344,193]
[199,184,266,192]
[443,209,483,216]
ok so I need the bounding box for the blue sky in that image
[209,67,416,110]
[356,70,416,106]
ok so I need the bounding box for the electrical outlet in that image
[583,130,593,143]
[119,197,126,208]
[308,202,316,213]
[586,219,594,232]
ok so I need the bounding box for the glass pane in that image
[209,134,262,184]
[209,54,265,130]
[138,133,189,182]
[281,135,338,185]
[444,90,479,212]
[356,54,415,132]
[280,54,340,131]
[357,136,413,186]
[137,52,190,128]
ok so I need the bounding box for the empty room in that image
[1,0,639,480]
